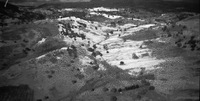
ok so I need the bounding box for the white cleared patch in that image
[61,47,68,50]
[120,23,137,29]
[132,18,145,22]
[90,12,122,19]
[89,7,119,12]
[37,38,46,44]
[102,14,122,19]
[98,63,107,71]
[56,57,61,59]
[109,58,165,70]
[36,54,46,60]
[64,8,74,11]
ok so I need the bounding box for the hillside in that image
[0,2,199,101]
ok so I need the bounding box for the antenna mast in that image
[4,0,9,7]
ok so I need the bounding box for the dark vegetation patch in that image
[66,64,71,67]
[141,80,151,86]
[27,30,36,39]
[1,23,57,47]
[0,45,14,60]
[38,58,48,64]
[77,21,87,28]
[10,53,27,61]
[119,61,125,65]
[74,74,85,80]
[48,75,53,79]
[0,45,28,70]
[0,22,61,70]
[136,74,155,80]
[34,38,67,57]
[0,37,66,70]
[159,22,200,51]
[193,60,200,65]
[144,41,186,59]
[0,85,34,101]
[39,27,53,37]
[132,53,139,59]
[149,86,155,90]
[172,89,200,100]
[1,28,25,40]
[51,70,55,74]
[159,78,168,81]
[60,22,86,40]
[110,96,117,101]
[61,11,87,19]
[92,65,99,70]
[71,60,75,63]
[85,15,109,22]
[122,30,158,41]
[66,45,78,58]
[124,84,140,91]
[49,57,58,64]
[188,65,200,77]
[116,84,142,93]
[110,88,117,93]
[72,80,77,84]
[102,87,109,92]
[0,2,46,26]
